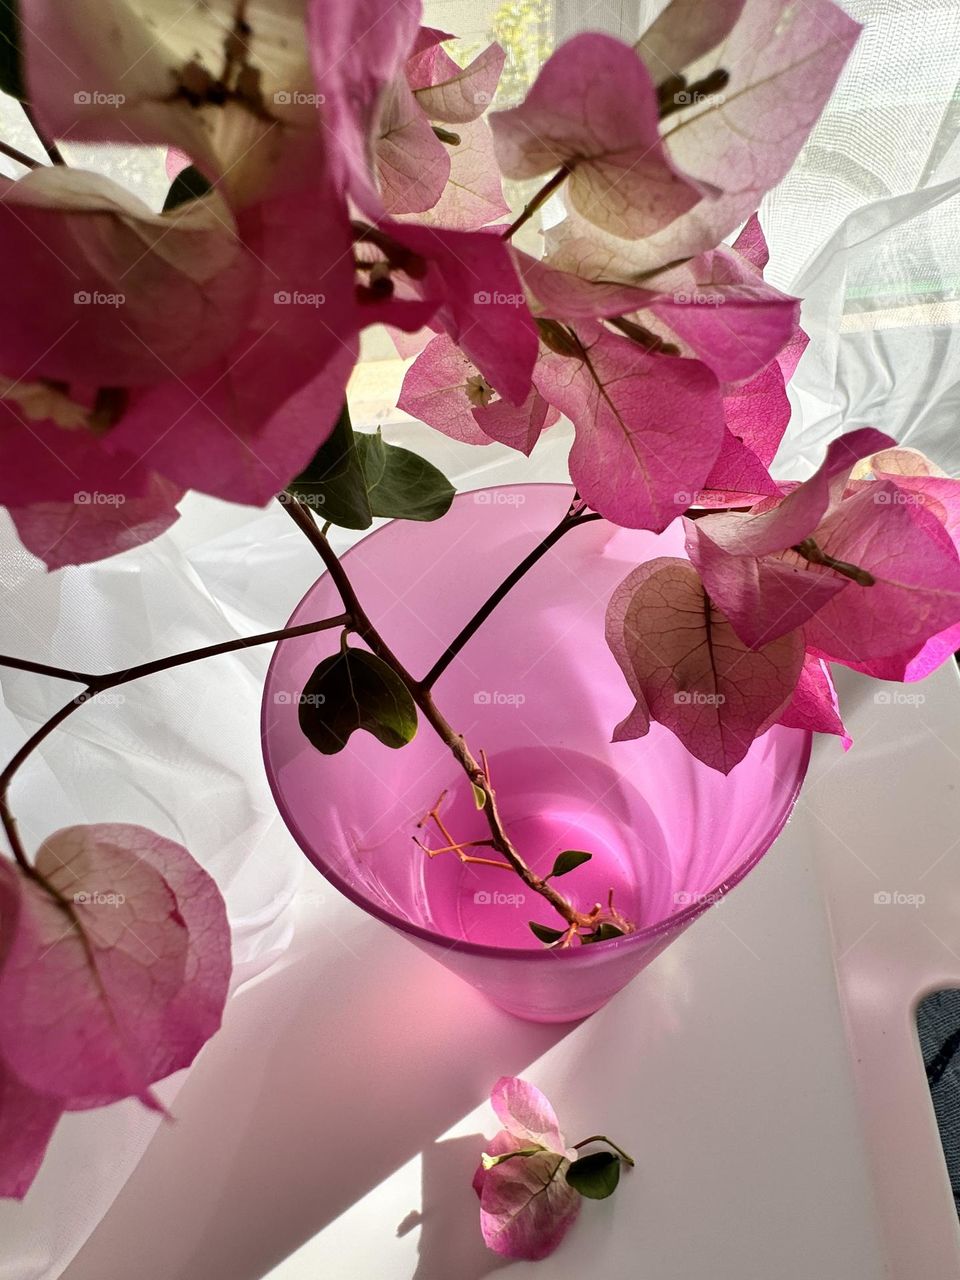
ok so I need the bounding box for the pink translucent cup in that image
[262,485,810,1022]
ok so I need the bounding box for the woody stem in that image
[278,493,601,930]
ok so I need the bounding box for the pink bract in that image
[475,1077,581,1261]
[376,76,451,214]
[0,825,230,1197]
[535,323,725,530]
[399,333,557,453]
[491,1075,568,1150]
[685,428,895,646]
[0,825,230,1110]
[385,222,538,405]
[606,557,805,774]
[646,247,800,384]
[776,656,851,748]
[490,33,706,238]
[802,478,960,675]
[408,40,504,123]
[308,0,424,217]
[0,156,361,566]
[405,118,509,231]
[624,0,861,273]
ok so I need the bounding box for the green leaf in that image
[162,165,213,213]
[288,408,454,531]
[288,405,372,529]
[548,849,592,879]
[472,782,487,809]
[298,642,418,754]
[358,429,455,522]
[0,2,24,100]
[581,922,626,946]
[528,921,565,945]
[565,1151,621,1199]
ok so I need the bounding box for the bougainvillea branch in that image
[0,137,40,170]
[500,162,572,241]
[422,498,601,688]
[279,492,633,939]
[19,99,63,165]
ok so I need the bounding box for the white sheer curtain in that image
[554,0,643,40]
[762,0,960,474]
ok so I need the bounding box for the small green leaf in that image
[528,921,565,945]
[548,849,592,879]
[287,405,372,529]
[0,2,25,100]
[298,642,418,754]
[565,1151,621,1199]
[481,1145,543,1169]
[581,922,626,946]
[288,407,454,531]
[162,165,213,212]
[472,782,487,809]
[358,428,454,522]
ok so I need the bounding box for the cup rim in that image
[262,482,812,962]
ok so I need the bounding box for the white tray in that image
[58,645,960,1280]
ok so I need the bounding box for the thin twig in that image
[0,655,97,683]
[572,1135,635,1166]
[501,163,572,241]
[413,835,514,872]
[0,613,349,874]
[20,101,64,165]
[0,136,40,170]
[415,794,515,871]
[422,506,602,689]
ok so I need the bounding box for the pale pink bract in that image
[475,1077,581,1261]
